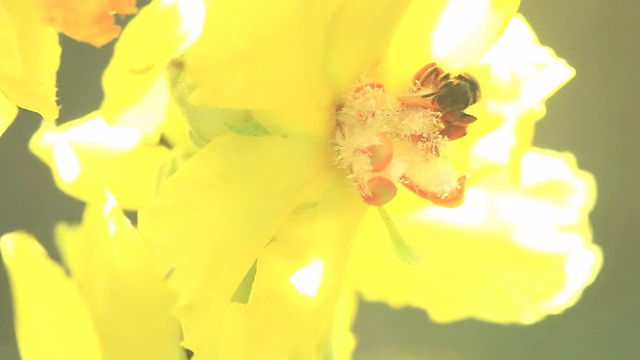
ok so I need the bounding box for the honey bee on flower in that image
[399,62,481,140]
[399,62,481,112]
[334,63,480,207]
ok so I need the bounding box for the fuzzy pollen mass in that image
[334,63,480,207]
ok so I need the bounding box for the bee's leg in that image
[439,111,477,140]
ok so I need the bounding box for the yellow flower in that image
[0,195,184,360]
[5,0,601,359]
[127,0,602,359]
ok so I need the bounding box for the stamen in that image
[362,176,398,206]
[377,206,423,265]
[334,63,480,208]
[401,174,467,208]
[366,133,393,172]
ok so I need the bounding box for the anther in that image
[362,176,398,206]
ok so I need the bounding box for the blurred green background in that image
[1,1,637,359]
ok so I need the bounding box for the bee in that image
[398,63,481,140]
[398,62,481,113]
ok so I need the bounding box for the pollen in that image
[334,63,480,207]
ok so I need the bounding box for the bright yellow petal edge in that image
[0,197,186,360]
[351,147,600,324]
[100,0,204,125]
[465,14,577,180]
[55,194,185,360]
[0,91,18,137]
[0,232,103,360]
[29,114,171,210]
[383,0,520,92]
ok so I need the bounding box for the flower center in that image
[333,63,481,207]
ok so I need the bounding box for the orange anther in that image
[362,176,397,206]
[367,133,393,172]
[400,175,466,208]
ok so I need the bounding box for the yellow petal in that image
[0,232,102,360]
[329,289,359,360]
[39,0,136,47]
[55,196,184,360]
[351,149,600,324]
[29,114,171,209]
[101,0,205,128]
[465,15,575,176]
[250,105,335,142]
[431,0,521,70]
[0,91,18,137]
[138,133,332,354]
[106,78,172,143]
[435,14,575,179]
[383,0,520,92]
[192,175,365,359]
[323,0,412,95]
[184,0,339,113]
[0,0,60,120]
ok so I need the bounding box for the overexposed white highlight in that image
[289,259,324,298]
